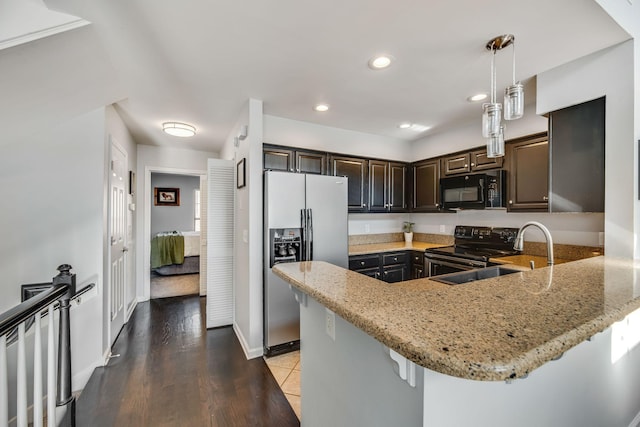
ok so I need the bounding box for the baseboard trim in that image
[232,323,263,360]
[72,355,103,391]
[126,298,138,322]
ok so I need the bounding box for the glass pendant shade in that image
[504,83,524,120]
[486,126,505,158]
[482,103,502,138]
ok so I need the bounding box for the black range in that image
[424,225,520,276]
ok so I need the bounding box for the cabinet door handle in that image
[384,271,388,275]
[289,168,294,172]
[296,168,300,172]
[362,203,366,207]
[471,163,475,167]
[393,257,398,262]
[375,272,380,278]
[360,261,365,266]
[509,200,513,205]
[464,164,468,168]
[435,203,439,207]
[543,196,549,201]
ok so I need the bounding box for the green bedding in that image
[151,233,185,268]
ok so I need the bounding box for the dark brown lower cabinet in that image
[349,251,409,283]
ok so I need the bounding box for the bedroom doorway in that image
[149,171,205,299]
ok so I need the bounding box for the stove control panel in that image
[454,226,519,248]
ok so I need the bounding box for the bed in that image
[151,231,200,276]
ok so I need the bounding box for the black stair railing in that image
[0,264,94,427]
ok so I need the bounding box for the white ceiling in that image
[19,0,634,152]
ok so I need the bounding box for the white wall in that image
[150,173,200,235]
[0,108,107,395]
[537,41,634,257]
[597,0,640,262]
[135,145,218,301]
[264,115,413,162]
[410,103,548,161]
[220,99,265,359]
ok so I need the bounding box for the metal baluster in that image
[17,323,26,427]
[0,335,7,427]
[47,306,55,427]
[33,313,43,427]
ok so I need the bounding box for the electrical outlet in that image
[325,308,335,341]
[439,225,446,233]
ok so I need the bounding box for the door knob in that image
[543,196,549,201]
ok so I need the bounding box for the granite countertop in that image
[273,257,640,381]
[349,241,446,255]
[490,254,570,268]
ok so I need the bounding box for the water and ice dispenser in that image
[269,228,302,267]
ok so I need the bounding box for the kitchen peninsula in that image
[273,257,640,426]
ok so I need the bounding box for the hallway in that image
[75,296,299,426]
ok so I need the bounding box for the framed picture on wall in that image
[154,187,180,206]
[237,158,246,189]
[129,171,136,196]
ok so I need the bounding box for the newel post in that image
[52,264,76,426]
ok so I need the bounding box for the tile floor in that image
[264,350,301,420]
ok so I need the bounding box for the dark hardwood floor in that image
[76,296,299,427]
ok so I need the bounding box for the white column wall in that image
[537,40,635,258]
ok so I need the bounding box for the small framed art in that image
[154,187,180,206]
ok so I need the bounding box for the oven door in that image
[424,254,487,277]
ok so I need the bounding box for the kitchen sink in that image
[430,266,522,285]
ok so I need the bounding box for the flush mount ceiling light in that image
[314,103,330,112]
[162,122,196,137]
[482,34,524,158]
[368,55,393,70]
[468,93,488,102]
[399,123,430,132]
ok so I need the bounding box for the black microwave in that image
[440,170,506,210]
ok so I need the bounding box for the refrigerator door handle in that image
[307,208,313,261]
[301,208,307,261]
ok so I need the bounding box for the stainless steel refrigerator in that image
[263,171,348,356]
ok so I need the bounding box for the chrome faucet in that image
[514,221,554,266]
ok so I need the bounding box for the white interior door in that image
[206,159,234,328]
[109,140,128,344]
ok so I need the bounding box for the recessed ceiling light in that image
[162,122,196,137]
[314,103,330,112]
[409,124,430,132]
[468,93,488,102]
[398,123,430,132]
[368,55,393,70]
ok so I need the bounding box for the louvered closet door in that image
[206,159,235,328]
[199,175,207,296]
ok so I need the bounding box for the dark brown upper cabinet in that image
[368,161,406,212]
[442,152,470,175]
[411,158,441,212]
[442,148,503,176]
[470,148,503,171]
[263,146,294,172]
[548,97,605,213]
[263,144,327,174]
[329,155,369,213]
[505,133,549,212]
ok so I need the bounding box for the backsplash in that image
[348,233,454,246]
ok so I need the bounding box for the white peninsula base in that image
[299,294,640,427]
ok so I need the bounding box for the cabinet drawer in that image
[349,255,380,270]
[411,251,424,266]
[382,252,407,266]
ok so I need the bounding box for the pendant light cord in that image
[512,41,516,85]
[491,44,497,104]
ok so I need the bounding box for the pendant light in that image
[482,34,523,158]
